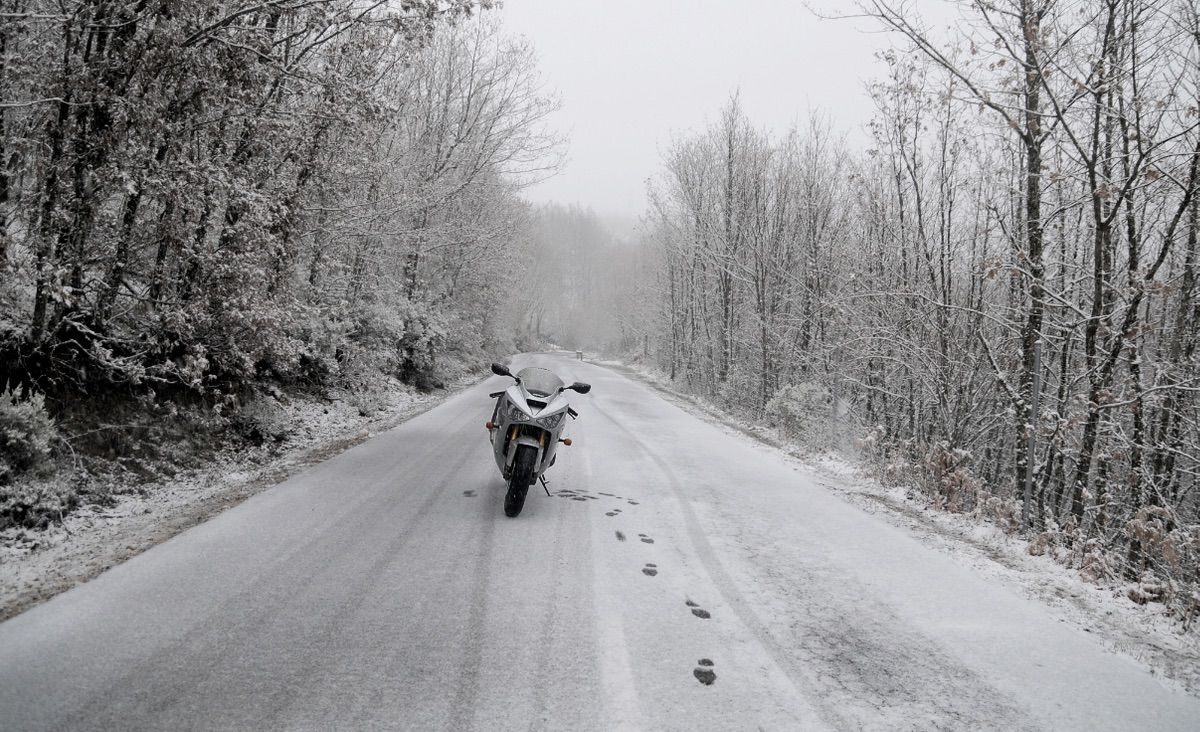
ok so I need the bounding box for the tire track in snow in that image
[573,416,647,731]
[588,397,834,728]
[446,469,500,731]
[65,425,463,728]
[526,466,580,731]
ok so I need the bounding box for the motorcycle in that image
[485,362,591,517]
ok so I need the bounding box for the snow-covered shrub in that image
[765,382,832,449]
[398,305,449,390]
[0,478,81,530]
[856,427,916,487]
[920,441,984,513]
[1027,521,1075,559]
[290,309,350,386]
[1125,509,1200,624]
[0,386,57,485]
[1078,537,1117,583]
[979,493,1021,532]
[138,292,300,394]
[512,328,542,355]
[287,301,406,392]
[231,397,291,446]
[1127,507,1174,566]
[350,304,407,378]
[1127,578,1168,605]
[0,387,70,529]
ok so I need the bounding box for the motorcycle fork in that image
[537,432,551,495]
[505,425,546,468]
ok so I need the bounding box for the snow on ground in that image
[593,353,1200,698]
[0,374,482,621]
[2,350,1196,729]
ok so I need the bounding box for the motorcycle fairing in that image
[490,385,569,480]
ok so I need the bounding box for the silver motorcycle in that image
[485,362,591,517]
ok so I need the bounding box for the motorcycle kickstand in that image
[539,475,551,496]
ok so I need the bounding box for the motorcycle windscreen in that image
[516,367,565,398]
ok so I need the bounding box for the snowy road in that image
[0,353,1196,730]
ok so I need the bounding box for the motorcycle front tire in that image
[503,444,538,517]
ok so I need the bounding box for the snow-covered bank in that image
[0,374,482,621]
[592,354,1200,697]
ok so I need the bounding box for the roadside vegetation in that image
[0,1,556,528]
[557,1,1200,624]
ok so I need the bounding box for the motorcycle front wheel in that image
[503,444,538,517]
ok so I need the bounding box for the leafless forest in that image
[2,1,1199,621]
[0,2,558,514]
[597,1,1200,617]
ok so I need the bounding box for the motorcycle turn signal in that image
[485,421,495,430]
[560,438,572,446]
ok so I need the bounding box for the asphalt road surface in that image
[1,353,1197,730]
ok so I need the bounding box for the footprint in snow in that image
[642,564,658,577]
[615,531,626,542]
[685,600,711,620]
[693,659,716,686]
[462,490,477,497]
[627,500,639,506]
[638,534,654,544]
[605,511,618,517]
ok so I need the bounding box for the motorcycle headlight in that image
[534,411,565,429]
[506,401,528,422]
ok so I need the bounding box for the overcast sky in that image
[498,0,949,220]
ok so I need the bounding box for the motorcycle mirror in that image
[491,362,512,377]
[570,382,591,394]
